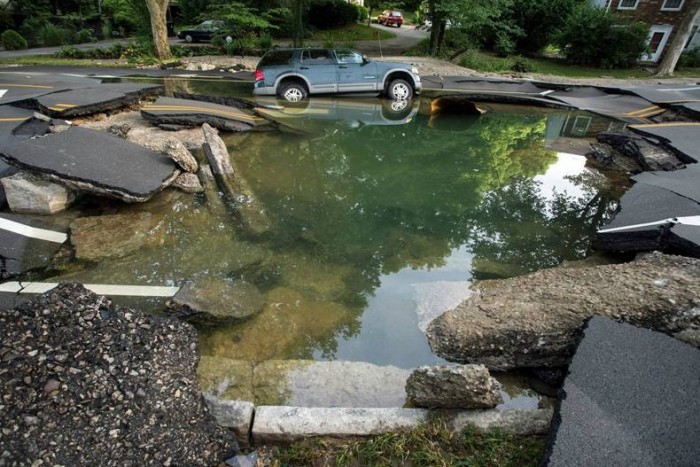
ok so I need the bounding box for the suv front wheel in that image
[279,82,308,103]
[387,79,413,100]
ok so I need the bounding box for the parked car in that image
[378,10,403,28]
[177,20,232,43]
[253,48,421,102]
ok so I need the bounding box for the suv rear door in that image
[334,49,378,93]
[299,49,338,94]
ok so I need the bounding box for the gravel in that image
[0,283,236,466]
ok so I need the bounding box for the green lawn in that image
[461,49,700,79]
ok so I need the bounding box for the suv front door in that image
[299,49,338,94]
[334,50,379,93]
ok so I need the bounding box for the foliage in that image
[308,23,394,42]
[201,1,275,38]
[262,7,294,38]
[678,47,700,69]
[178,0,211,24]
[73,28,97,44]
[1,30,28,50]
[356,5,369,22]
[510,55,534,72]
[102,0,151,36]
[494,31,516,57]
[307,0,359,30]
[278,421,545,466]
[503,0,583,55]
[460,49,537,73]
[19,16,51,47]
[39,24,75,47]
[555,4,649,68]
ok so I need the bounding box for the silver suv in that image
[253,48,421,102]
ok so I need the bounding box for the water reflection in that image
[46,94,620,368]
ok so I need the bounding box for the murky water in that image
[47,80,624,406]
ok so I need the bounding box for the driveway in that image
[352,23,429,57]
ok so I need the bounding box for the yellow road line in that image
[1,84,54,89]
[0,117,29,122]
[636,108,666,118]
[52,103,77,108]
[143,104,260,122]
[631,122,700,128]
[625,105,660,116]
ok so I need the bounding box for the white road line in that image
[0,217,67,243]
[0,282,180,297]
[598,215,700,233]
[0,89,7,99]
[539,90,555,96]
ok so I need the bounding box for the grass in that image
[275,421,546,466]
[308,23,395,43]
[0,55,134,67]
[460,49,700,79]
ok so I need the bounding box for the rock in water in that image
[201,123,271,234]
[163,138,199,173]
[405,364,502,409]
[1,172,76,214]
[70,212,153,260]
[166,277,265,325]
[428,252,700,369]
[172,172,204,193]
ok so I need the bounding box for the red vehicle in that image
[378,10,403,28]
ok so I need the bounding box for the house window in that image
[648,31,666,55]
[618,0,639,9]
[661,0,685,10]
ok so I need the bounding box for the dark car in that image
[177,20,232,43]
[378,10,403,28]
[253,48,421,102]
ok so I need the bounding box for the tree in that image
[145,0,171,60]
[655,0,700,76]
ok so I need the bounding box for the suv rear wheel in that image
[279,82,308,103]
[387,79,413,100]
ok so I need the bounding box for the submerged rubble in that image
[0,283,235,466]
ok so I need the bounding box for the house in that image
[591,0,700,62]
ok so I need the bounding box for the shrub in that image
[223,38,258,56]
[307,0,358,30]
[256,34,273,51]
[494,32,515,58]
[74,28,97,44]
[356,5,369,22]
[510,55,534,73]
[40,24,75,46]
[20,17,51,46]
[678,47,700,69]
[1,30,28,50]
[555,4,649,68]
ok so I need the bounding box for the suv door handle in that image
[300,66,309,69]
[338,65,348,69]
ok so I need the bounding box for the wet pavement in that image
[141,96,264,131]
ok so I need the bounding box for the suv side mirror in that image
[362,55,370,64]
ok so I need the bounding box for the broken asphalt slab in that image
[34,82,162,118]
[141,96,265,132]
[629,122,700,163]
[548,87,666,123]
[0,212,68,280]
[543,316,700,467]
[621,83,700,105]
[0,126,179,202]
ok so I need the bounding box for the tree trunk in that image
[655,0,700,76]
[145,0,171,60]
[292,0,304,48]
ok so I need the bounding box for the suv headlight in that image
[411,65,419,75]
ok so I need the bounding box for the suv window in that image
[301,49,334,65]
[259,50,294,66]
[335,50,363,64]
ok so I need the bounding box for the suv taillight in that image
[255,68,264,82]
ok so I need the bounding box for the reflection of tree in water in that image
[234,111,560,306]
[468,171,620,280]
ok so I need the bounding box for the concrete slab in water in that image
[543,316,700,467]
[0,127,178,202]
[630,123,700,163]
[141,96,263,132]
